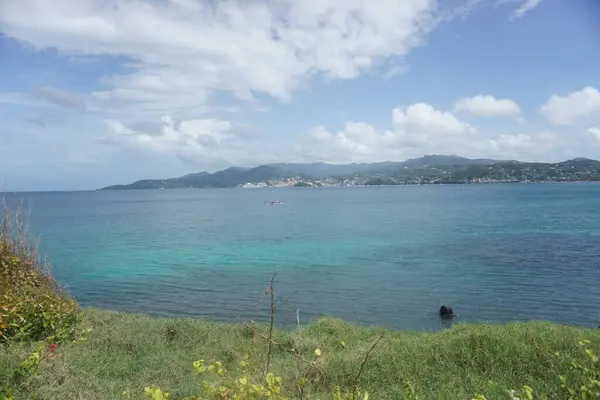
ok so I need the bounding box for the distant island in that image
[100,155,600,190]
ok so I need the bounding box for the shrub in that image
[0,200,80,343]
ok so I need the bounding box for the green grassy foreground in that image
[1,308,600,399]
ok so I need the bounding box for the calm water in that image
[6,184,600,330]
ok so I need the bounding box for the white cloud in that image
[588,127,600,146]
[297,102,560,163]
[540,86,600,125]
[454,95,521,117]
[103,115,273,167]
[34,86,87,111]
[491,131,558,156]
[0,0,460,119]
[512,0,544,19]
[110,116,231,151]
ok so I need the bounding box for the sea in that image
[5,183,600,331]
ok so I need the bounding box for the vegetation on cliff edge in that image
[0,202,79,344]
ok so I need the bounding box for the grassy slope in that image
[2,309,599,399]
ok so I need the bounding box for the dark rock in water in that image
[439,306,455,318]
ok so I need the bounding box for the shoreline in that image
[98,179,600,191]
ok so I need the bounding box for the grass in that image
[1,308,600,399]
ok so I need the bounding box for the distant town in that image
[101,155,600,190]
[242,177,363,188]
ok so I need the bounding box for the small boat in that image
[264,201,283,205]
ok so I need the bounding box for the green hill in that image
[100,156,600,190]
[101,166,297,190]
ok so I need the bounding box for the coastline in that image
[98,179,600,191]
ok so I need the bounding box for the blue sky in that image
[1,0,599,191]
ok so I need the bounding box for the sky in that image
[0,0,599,191]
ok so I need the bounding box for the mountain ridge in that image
[100,155,600,190]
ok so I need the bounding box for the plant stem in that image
[266,273,276,374]
[352,330,386,398]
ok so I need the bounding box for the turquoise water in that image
[7,184,600,330]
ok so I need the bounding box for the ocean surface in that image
[6,184,600,330]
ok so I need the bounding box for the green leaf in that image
[192,360,207,373]
[585,349,599,363]
[521,385,533,400]
[143,386,169,400]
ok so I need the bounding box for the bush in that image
[0,200,80,343]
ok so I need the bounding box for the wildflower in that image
[47,343,59,353]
